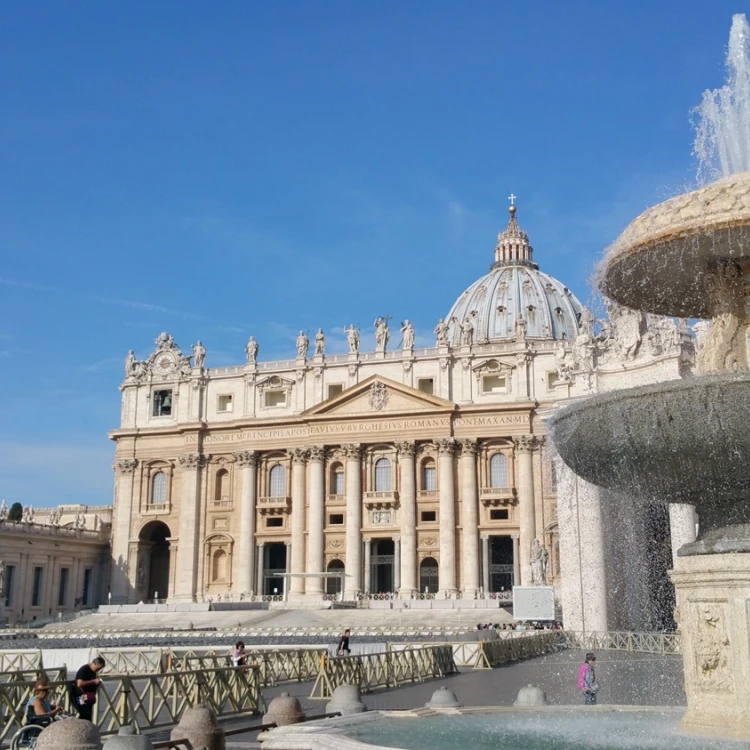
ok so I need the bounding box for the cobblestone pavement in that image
[154,649,685,748]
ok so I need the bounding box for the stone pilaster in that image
[363,538,372,593]
[256,542,265,596]
[481,534,490,594]
[174,453,206,602]
[395,441,417,596]
[437,438,457,596]
[343,443,363,597]
[669,503,697,563]
[235,450,257,596]
[393,537,401,592]
[111,458,138,603]
[306,446,326,596]
[459,439,479,597]
[289,448,308,597]
[513,436,538,586]
[512,534,521,587]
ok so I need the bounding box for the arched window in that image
[419,557,439,594]
[374,457,392,492]
[215,469,230,504]
[421,458,436,491]
[212,549,228,581]
[490,453,508,488]
[151,471,167,505]
[269,465,286,497]
[331,463,344,496]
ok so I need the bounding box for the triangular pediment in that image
[303,375,456,418]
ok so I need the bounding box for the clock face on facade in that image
[155,350,177,374]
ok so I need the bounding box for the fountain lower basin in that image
[259,708,750,749]
[549,371,750,554]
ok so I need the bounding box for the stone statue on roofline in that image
[345,324,360,353]
[191,341,206,369]
[434,318,449,347]
[296,331,309,359]
[460,317,474,347]
[530,538,549,585]
[0,500,6,523]
[245,336,259,364]
[374,316,390,353]
[401,320,415,350]
[315,328,326,356]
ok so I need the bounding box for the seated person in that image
[26,679,61,727]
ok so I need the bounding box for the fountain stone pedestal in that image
[671,553,750,739]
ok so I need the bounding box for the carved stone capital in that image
[436,437,457,456]
[234,450,257,468]
[117,458,138,475]
[342,443,362,460]
[308,445,325,462]
[458,438,477,456]
[178,453,206,470]
[289,447,309,464]
[395,440,416,458]
[513,435,541,454]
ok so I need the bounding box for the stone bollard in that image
[37,718,103,750]
[170,705,225,750]
[102,725,154,750]
[425,686,462,709]
[514,684,547,706]
[326,684,367,715]
[264,692,306,726]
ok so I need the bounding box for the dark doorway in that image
[139,521,171,601]
[419,556,439,594]
[263,542,287,596]
[370,538,395,593]
[326,559,345,596]
[490,536,514,592]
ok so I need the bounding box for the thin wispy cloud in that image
[92,295,204,321]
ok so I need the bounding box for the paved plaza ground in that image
[152,649,685,748]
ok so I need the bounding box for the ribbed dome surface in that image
[445,205,583,344]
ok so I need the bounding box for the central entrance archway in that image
[370,538,395,594]
[419,556,439,594]
[138,521,171,601]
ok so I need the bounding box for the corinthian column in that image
[395,441,417,597]
[112,458,138,603]
[174,453,206,601]
[514,436,538,586]
[343,443,363,597]
[437,438,457,596]
[235,451,257,596]
[459,439,480,597]
[306,446,326,596]
[289,447,308,597]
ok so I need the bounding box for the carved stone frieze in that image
[178,453,206,470]
[234,450,257,468]
[368,381,389,410]
[371,510,392,525]
[690,602,735,693]
[117,458,139,475]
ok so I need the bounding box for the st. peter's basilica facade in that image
[109,204,698,630]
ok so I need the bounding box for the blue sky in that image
[0,1,741,506]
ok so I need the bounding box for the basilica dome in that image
[445,204,583,345]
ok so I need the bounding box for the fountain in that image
[550,13,750,740]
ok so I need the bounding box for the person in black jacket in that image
[72,656,105,721]
[336,629,351,656]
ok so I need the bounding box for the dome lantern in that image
[493,199,536,270]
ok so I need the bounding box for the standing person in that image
[232,641,247,668]
[336,628,351,656]
[578,652,600,705]
[73,656,105,721]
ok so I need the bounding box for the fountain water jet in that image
[551,13,750,740]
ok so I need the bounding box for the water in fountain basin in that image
[694,14,750,182]
[348,712,750,750]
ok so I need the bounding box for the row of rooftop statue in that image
[124,302,703,383]
[0,500,91,529]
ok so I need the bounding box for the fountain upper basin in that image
[549,372,750,554]
[600,172,750,317]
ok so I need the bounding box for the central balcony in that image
[258,496,291,515]
[479,487,517,507]
[363,491,400,510]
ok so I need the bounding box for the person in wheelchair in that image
[26,679,62,727]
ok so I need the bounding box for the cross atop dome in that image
[492,195,535,270]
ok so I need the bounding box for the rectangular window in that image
[423,466,437,491]
[547,371,560,390]
[332,471,345,496]
[327,384,343,398]
[420,510,437,523]
[58,568,69,607]
[4,565,14,606]
[82,568,92,607]
[417,378,434,395]
[152,389,173,416]
[265,390,287,408]
[217,394,233,412]
[266,517,283,528]
[32,567,43,607]
[482,375,507,394]
[329,513,344,525]
[490,509,509,520]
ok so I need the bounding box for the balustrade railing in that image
[309,645,457,699]
[0,665,263,744]
[562,630,681,655]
